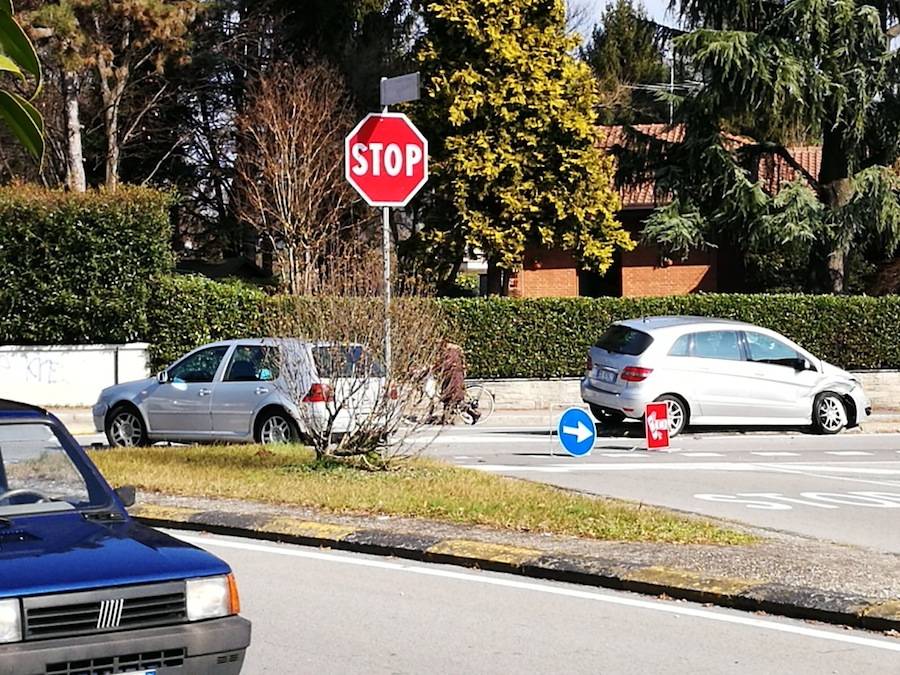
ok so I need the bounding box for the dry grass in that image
[91,444,755,546]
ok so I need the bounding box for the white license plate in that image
[597,369,617,384]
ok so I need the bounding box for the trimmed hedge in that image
[147,275,268,369]
[442,295,900,378]
[0,185,174,344]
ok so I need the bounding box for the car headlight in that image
[0,598,21,643]
[185,574,240,621]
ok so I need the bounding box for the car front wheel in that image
[105,405,149,447]
[814,392,847,435]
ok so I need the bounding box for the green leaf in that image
[0,53,22,80]
[0,88,43,158]
[0,2,12,16]
[0,9,40,85]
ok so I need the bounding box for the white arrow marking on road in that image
[562,421,592,443]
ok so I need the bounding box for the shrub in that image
[440,295,900,378]
[0,185,173,345]
[147,275,268,369]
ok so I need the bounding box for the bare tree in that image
[235,61,361,295]
[268,242,446,461]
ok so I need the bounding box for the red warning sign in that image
[644,402,670,450]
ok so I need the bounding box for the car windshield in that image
[0,422,102,517]
[312,345,385,378]
[594,325,654,356]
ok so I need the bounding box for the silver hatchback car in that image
[93,338,385,447]
[581,317,871,437]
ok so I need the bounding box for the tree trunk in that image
[818,125,854,292]
[62,71,86,192]
[485,258,508,296]
[104,99,120,191]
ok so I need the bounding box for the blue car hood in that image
[0,512,229,598]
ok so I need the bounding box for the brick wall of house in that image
[509,248,579,297]
[620,246,717,297]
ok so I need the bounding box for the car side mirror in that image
[115,485,136,507]
[796,358,812,372]
[157,370,169,384]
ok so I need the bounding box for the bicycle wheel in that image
[458,384,495,425]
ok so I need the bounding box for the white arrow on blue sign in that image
[557,407,596,457]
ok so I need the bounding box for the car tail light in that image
[302,383,333,403]
[586,354,593,372]
[620,366,653,382]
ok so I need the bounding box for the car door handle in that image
[255,387,269,395]
[198,388,212,397]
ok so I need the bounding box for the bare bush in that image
[235,61,361,295]
[267,243,446,461]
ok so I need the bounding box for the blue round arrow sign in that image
[557,408,596,457]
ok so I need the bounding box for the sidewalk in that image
[131,492,900,633]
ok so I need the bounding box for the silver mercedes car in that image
[93,338,385,447]
[581,317,871,437]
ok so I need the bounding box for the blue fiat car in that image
[0,399,250,674]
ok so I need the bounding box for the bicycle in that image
[455,383,495,425]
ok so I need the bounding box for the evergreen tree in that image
[581,0,669,124]
[629,0,900,291]
[415,0,632,295]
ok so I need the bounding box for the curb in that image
[132,505,900,634]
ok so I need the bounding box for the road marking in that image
[751,451,800,457]
[173,533,900,654]
[599,453,648,458]
[681,452,724,457]
[694,491,900,510]
[826,451,873,456]
[462,462,900,475]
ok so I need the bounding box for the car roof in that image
[616,316,756,332]
[0,399,48,420]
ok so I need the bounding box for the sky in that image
[572,0,676,35]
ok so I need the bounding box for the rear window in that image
[594,325,654,356]
[312,345,385,378]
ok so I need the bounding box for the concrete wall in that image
[477,371,900,413]
[0,344,150,407]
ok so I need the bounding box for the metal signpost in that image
[557,407,596,457]
[344,73,428,375]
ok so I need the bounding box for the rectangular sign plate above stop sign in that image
[345,112,429,208]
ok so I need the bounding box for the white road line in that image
[462,462,900,475]
[751,451,801,457]
[826,451,874,456]
[681,452,724,458]
[599,453,648,458]
[173,533,900,654]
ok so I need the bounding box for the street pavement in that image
[424,423,900,554]
[167,530,900,674]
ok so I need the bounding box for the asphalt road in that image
[425,423,900,553]
[168,530,900,674]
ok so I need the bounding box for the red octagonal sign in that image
[345,112,428,207]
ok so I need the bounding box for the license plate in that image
[597,368,617,384]
[120,671,156,675]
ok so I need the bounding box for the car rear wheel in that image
[105,405,149,447]
[814,392,847,435]
[654,395,688,438]
[255,409,299,445]
[588,404,626,426]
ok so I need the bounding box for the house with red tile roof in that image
[506,124,822,298]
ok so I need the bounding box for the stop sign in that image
[345,112,428,207]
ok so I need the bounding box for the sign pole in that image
[382,204,392,376]
[381,93,392,378]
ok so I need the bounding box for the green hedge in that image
[147,275,268,369]
[0,185,174,344]
[441,295,900,378]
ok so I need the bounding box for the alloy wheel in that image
[260,415,292,444]
[817,395,846,433]
[111,412,142,447]
[665,399,686,436]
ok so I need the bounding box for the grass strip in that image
[91,444,755,546]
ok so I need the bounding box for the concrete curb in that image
[132,504,900,634]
